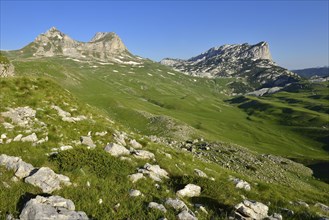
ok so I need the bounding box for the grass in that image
[4,56,328,161]
[0,59,328,219]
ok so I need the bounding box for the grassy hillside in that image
[1,77,329,219]
[3,55,328,162]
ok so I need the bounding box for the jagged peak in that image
[90,32,118,42]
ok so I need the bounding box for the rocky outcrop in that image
[28,27,133,63]
[160,42,299,91]
[19,195,89,220]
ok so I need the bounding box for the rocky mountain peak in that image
[28,27,130,62]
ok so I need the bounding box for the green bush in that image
[51,147,133,178]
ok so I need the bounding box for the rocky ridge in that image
[161,42,299,93]
[20,27,141,64]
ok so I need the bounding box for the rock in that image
[104,143,130,157]
[132,150,155,160]
[95,131,107,136]
[165,198,188,211]
[129,189,142,197]
[3,122,14,130]
[129,139,142,148]
[113,132,127,146]
[296,201,309,208]
[21,133,38,142]
[1,107,36,127]
[176,184,201,198]
[177,210,198,220]
[128,173,145,183]
[194,169,208,178]
[234,200,269,220]
[80,136,96,148]
[19,195,89,220]
[0,154,34,178]
[13,134,23,142]
[148,202,167,213]
[1,133,7,139]
[59,145,73,151]
[315,203,329,213]
[139,163,169,181]
[99,199,103,204]
[25,167,71,193]
[268,213,283,220]
[52,105,86,123]
[230,177,251,191]
[0,54,15,77]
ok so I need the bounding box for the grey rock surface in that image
[165,198,188,211]
[25,167,71,193]
[234,200,269,220]
[0,154,34,179]
[80,136,96,148]
[104,143,130,157]
[176,184,201,198]
[19,195,89,220]
[148,202,167,213]
[177,210,198,220]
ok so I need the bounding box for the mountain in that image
[1,28,329,219]
[161,42,299,92]
[16,27,139,63]
[292,66,329,79]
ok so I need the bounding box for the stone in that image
[148,202,167,213]
[296,201,309,208]
[315,203,329,213]
[177,210,198,220]
[234,200,269,220]
[80,136,96,148]
[59,145,73,151]
[113,132,127,146]
[194,169,208,178]
[139,163,169,182]
[3,122,14,130]
[268,213,283,220]
[25,167,71,193]
[165,198,188,211]
[1,107,36,127]
[0,58,15,78]
[95,131,107,136]
[129,189,142,197]
[19,195,89,220]
[132,150,155,160]
[104,143,130,157]
[21,133,38,142]
[129,139,142,148]
[128,173,145,183]
[0,154,34,179]
[176,184,201,198]
[230,177,251,191]
[1,133,7,139]
[13,134,23,142]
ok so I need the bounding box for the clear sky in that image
[0,0,328,69]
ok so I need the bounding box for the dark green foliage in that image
[51,147,133,178]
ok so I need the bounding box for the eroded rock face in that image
[32,27,128,62]
[176,184,201,198]
[234,200,269,220]
[25,167,71,193]
[19,195,89,220]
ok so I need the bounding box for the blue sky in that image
[0,1,328,69]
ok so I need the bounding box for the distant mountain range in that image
[291,67,329,79]
[160,42,299,91]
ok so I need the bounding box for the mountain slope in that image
[161,42,299,92]
[292,67,329,79]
